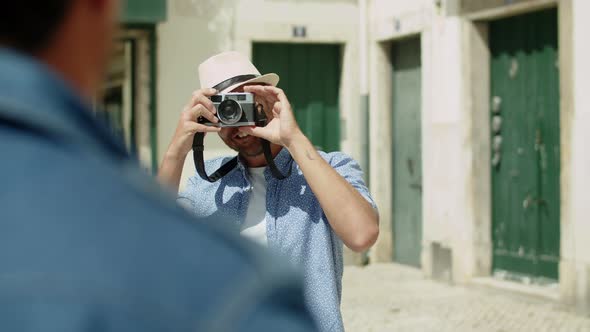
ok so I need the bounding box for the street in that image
[342,264,590,332]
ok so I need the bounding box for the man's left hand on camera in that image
[239,85,380,253]
[239,85,306,149]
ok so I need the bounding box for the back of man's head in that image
[0,0,119,98]
[0,1,74,54]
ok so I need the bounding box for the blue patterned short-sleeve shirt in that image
[179,148,377,332]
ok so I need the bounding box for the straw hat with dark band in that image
[198,51,280,93]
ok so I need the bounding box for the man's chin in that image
[233,138,264,158]
[240,148,264,158]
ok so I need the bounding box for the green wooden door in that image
[252,43,341,152]
[392,37,422,267]
[490,8,560,280]
[121,0,167,23]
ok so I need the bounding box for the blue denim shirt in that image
[179,148,377,331]
[0,48,317,332]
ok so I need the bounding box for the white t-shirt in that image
[240,167,268,247]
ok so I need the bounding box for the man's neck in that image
[241,144,283,168]
[40,49,94,100]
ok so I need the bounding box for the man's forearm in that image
[286,134,379,252]
[157,152,186,192]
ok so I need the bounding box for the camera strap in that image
[192,132,238,182]
[262,139,291,180]
[192,131,291,183]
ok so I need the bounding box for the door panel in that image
[122,0,167,24]
[252,43,341,152]
[490,8,560,279]
[392,37,423,267]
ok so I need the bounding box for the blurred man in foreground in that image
[0,1,316,331]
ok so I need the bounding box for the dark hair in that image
[0,0,75,53]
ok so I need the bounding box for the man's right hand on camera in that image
[158,88,221,191]
[169,88,221,158]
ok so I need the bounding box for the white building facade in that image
[147,0,590,312]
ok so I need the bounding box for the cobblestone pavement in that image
[341,264,590,332]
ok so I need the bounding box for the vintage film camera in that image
[200,92,259,127]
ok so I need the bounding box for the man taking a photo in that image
[159,51,380,332]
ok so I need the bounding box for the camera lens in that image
[217,99,242,125]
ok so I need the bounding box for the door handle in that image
[523,195,533,209]
[410,183,422,193]
[523,196,548,210]
[407,158,414,176]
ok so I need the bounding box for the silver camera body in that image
[202,92,258,127]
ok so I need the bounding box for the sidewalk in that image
[342,263,590,332]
